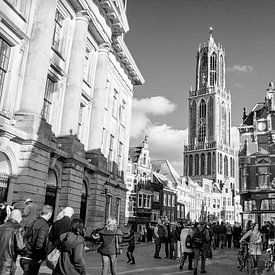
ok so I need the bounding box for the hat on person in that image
[24,198,32,204]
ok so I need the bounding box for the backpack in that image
[157,225,164,239]
[185,233,193,249]
[193,228,206,248]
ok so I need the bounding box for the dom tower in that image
[183,29,238,223]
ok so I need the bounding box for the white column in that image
[19,0,57,115]
[88,43,111,149]
[60,10,90,136]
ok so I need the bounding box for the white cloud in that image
[130,96,176,138]
[227,65,253,73]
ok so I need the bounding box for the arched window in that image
[230,157,233,177]
[201,153,205,175]
[80,181,88,224]
[219,153,223,175]
[221,102,227,144]
[224,156,228,176]
[45,169,58,223]
[190,100,197,143]
[220,55,224,88]
[200,52,208,88]
[210,53,217,87]
[207,152,211,175]
[0,152,11,202]
[184,156,188,176]
[212,152,216,174]
[189,155,193,176]
[233,159,235,177]
[195,154,199,175]
[208,97,214,140]
[198,99,206,142]
[143,154,146,165]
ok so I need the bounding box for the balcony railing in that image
[184,141,216,152]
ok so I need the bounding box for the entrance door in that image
[0,152,11,202]
[45,169,57,224]
[80,181,88,225]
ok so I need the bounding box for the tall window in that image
[207,152,211,175]
[208,97,214,140]
[198,99,206,142]
[117,142,123,175]
[189,155,193,176]
[112,90,118,118]
[224,156,228,176]
[201,153,205,175]
[220,55,224,88]
[52,10,64,52]
[83,48,91,82]
[163,194,167,206]
[210,53,217,87]
[0,38,11,103]
[219,153,223,175]
[221,102,227,144]
[116,197,121,224]
[120,100,127,126]
[42,77,55,122]
[195,154,199,175]
[108,135,115,172]
[258,167,269,189]
[200,52,208,88]
[190,100,197,143]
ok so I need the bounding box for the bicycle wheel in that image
[264,257,272,271]
[246,255,254,275]
[237,251,244,271]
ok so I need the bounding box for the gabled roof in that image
[151,160,181,186]
[241,102,266,126]
[128,146,142,163]
[153,172,167,185]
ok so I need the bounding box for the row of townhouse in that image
[0,0,144,233]
[125,137,242,234]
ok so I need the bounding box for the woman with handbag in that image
[97,217,123,275]
[52,218,86,275]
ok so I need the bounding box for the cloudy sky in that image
[125,0,275,175]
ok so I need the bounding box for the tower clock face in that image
[199,118,206,126]
[257,121,267,132]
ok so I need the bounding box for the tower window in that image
[210,53,217,87]
[224,156,228,176]
[195,154,199,175]
[199,52,208,88]
[189,155,193,176]
[208,97,214,140]
[198,99,206,142]
[207,152,211,175]
[220,55,224,88]
[201,153,205,175]
[190,100,197,143]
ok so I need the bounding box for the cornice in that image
[112,36,145,85]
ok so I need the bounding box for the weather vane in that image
[209,27,213,35]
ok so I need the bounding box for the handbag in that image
[46,247,61,270]
[115,235,123,255]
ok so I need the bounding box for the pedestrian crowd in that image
[151,217,275,275]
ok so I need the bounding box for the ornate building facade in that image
[239,82,275,227]
[0,0,144,233]
[183,29,238,223]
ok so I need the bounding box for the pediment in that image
[256,158,270,164]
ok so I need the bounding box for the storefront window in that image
[261,199,269,210]
[244,200,257,211]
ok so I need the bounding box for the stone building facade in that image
[0,0,144,233]
[183,29,238,224]
[239,82,275,227]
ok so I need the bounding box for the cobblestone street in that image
[15,242,275,275]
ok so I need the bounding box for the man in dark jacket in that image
[123,226,136,264]
[20,205,53,275]
[49,206,74,246]
[153,218,164,259]
[163,217,170,258]
[0,209,24,275]
[192,221,210,275]
[21,198,37,228]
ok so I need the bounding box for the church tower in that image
[183,28,238,223]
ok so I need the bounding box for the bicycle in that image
[237,240,254,274]
[264,239,275,272]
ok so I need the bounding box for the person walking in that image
[122,226,135,264]
[163,217,170,258]
[226,222,232,248]
[192,221,210,275]
[261,221,269,250]
[97,217,123,275]
[49,207,74,247]
[179,222,194,271]
[232,222,242,248]
[53,218,86,275]
[153,218,164,259]
[219,221,226,249]
[20,205,53,275]
[21,198,37,228]
[0,209,25,275]
[170,223,178,259]
[240,223,262,275]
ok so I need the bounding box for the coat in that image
[240,229,262,256]
[180,227,194,253]
[0,220,24,275]
[98,228,123,256]
[49,216,72,246]
[53,232,86,275]
[22,203,37,228]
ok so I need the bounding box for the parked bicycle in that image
[264,239,275,272]
[237,240,254,274]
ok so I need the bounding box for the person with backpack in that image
[179,222,194,271]
[153,218,164,259]
[192,221,210,275]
